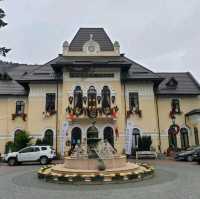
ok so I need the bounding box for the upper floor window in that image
[171,99,180,113]
[129,92,139,111]
[73,86,83,115]
[69,72,114,78]
[87,86,97,118]
[101,86,111,115]
[46,93,56,112]
[16,101,25,114]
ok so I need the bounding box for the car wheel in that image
[8,158,16,166]
[187,156,193,162]
[40,156,48,165]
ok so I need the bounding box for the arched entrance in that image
[87,126,98,145]
[71,127,82,147]
[43,129,54,146]
[180,128,189,149]
[103,127,114,147]
[14,129,23,143]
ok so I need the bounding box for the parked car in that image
[175,146,200,162]
[4,145,56,166]
[192,149,200,164]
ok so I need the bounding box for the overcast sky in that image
[0,0,200,80]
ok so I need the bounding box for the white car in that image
[4,145,56,166]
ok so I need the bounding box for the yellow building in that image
[0,28,199,155]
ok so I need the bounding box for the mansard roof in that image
[123,58,162,82]
[157,72,200,95]
[69,28,114,51]
[0,80,26,95]
[0,61,200,96]
[49,54,132,73]
[0,61,39,95]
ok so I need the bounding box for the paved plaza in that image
[0,160,200,199]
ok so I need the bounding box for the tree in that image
[0,1,10,56]
[14,130,32,151]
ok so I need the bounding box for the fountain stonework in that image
[38,139,154,184]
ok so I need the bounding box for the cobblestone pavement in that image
[0,160,200,199]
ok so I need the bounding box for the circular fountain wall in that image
[38,139,154,184]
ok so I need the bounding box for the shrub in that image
[5,141,16,153]
[14,130,32,151]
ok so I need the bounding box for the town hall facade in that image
[0,28,199,155]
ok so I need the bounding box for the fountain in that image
[38,138,154,184]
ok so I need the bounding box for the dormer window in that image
[166,77,178,88]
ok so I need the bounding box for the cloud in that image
[1,0,200,79]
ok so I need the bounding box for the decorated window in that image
[129,92,139,111]
[101,86,111,115]
[73,86,83,115]
[171,99,180,113]
[87,86,97,118]
[16,101,25,114]
[45,93,56,112]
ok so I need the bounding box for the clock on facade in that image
[88,45,95,52]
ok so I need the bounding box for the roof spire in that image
[90,34,93,40]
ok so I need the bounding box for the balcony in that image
[66,106,119,122]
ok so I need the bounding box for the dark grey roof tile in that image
[157,72,200,95]
[69,28,114,51]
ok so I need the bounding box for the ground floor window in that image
[103,127,114,147]
[194,127,199,146]
[180,128,189,149]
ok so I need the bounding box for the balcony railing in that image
[66,106,119,121]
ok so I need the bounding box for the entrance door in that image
[103,127,114,147]
[71,127,82,147]
[132,128,140,154]
[87,126,98,146]
[180,128,189,149]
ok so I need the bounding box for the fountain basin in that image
[38,162,154,184]
[64,156,126,170]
